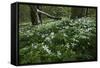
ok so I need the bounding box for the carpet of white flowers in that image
[19,17,96,64]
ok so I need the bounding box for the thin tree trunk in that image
[37,6,42,24]
[85,8,89,17]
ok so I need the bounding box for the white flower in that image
[51,35,54,39]
[27,30,30,33]
[42,34,45,38]
[50,32,54,36]
[50,32,55,39]
[71,43,76,47]
[31,43,37,48]
[65,26,69,29]
[42,45,51,54]
[57,51,61,56]
[86,28,92,32]
[63,33,68,37]
[32,43,34,47]
[66,43,70,48]
[42,42,44,45]
[45,37,51,41]
[22,47,28,50]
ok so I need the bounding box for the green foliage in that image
[19,17,96,64]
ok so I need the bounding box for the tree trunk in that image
[30,5,40,25]
[71,7,87,19]
[30,5,61,25]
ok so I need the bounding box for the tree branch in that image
[37,9,61,20]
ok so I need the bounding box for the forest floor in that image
[19,17,96,64]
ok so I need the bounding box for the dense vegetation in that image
[19,4,97,64]
[19,17,96,64]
